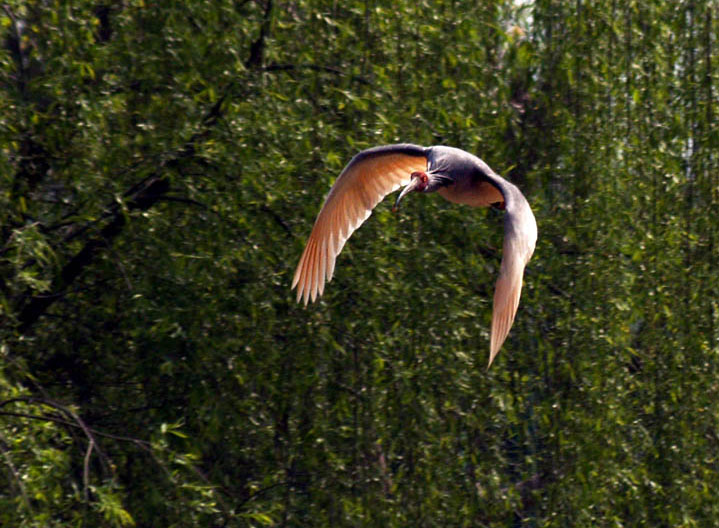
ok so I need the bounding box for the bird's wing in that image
[487,183,537,367]
[292,144,428,304]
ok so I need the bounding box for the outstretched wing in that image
[487,178,537,367]
[292,144,428,305]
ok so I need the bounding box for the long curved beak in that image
[393,176,425,211]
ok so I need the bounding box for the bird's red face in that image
[393,171,429,211]
[409,171,429,192]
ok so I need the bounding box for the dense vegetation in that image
[1,1,718,526]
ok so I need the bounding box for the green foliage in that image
[1,0,718,526]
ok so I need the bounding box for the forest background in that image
[1,1,718,526]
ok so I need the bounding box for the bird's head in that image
[393,171,438,211]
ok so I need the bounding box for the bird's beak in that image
[393,174,426,211]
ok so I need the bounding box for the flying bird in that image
[292,144,537,366]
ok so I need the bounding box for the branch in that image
[83,439,94,502]
[0,433,34,515]
[0,396,115,504]
[157,195,209,209]
[262,63,372,86]
[245,0,273,69]
[236,480,290,510]
[0,398,152,445]
[2,4,28,97]
[17,177,170,332]
[258,204,292,237]
[14,81,235,333]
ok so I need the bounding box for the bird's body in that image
[292,144,537,366]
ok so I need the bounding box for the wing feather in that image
[293,145,428,304]
[486,180,537,366]
[489,250,524,367]
[319,239,327,296]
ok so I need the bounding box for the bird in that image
[292,144,537,366]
